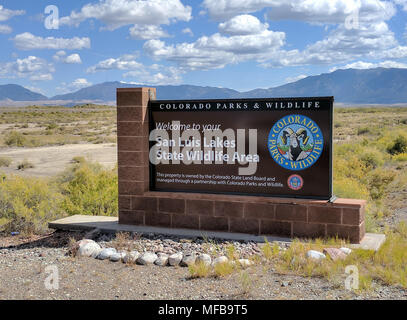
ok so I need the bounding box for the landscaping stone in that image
[196,254,212,266]
[181,253,196,267]
[123,251,140,264]
[306,250,326,260]
[96,248,117,260]
[212,256,229,266]
[168,252,183,266]
[340,247,352,255]
[137,252,158,265]
[110,251,126,262]
[323,248,347,261]
[77,240,101,258]
[154,253,169,266]
[238,259,254,268]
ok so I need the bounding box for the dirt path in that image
[0,143,117,177]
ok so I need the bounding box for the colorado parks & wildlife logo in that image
[267,114,323,171]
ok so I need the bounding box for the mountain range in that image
[1,68,407,105]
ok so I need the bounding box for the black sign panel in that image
[148,97,333,200]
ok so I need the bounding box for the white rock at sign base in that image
[96,248,117,260]
[110,251,126,262]
[212,256,229,266]
[181,254,196,267]
[154,253,169,266]
[137,252,158,265]
[77,240,101,258]
[168,252,183,266]
[196,254,212,266]
[340,247,352,255]
[238,259,254,268]
[123,251,140,264]
[306,250,326,260]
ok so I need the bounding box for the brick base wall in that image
[117,88,366,244]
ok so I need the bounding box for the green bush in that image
[4,130,27,147]
[387,135,407,155]
[0,175,64,234]
[359,149,384,170]
[357,127,371,135]
[60,161,118,216]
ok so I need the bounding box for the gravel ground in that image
[0,231,406,300]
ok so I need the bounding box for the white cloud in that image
[0,5,24,22]
[0,56,54,81]
[203,0,395,23]
[144,19,286,71]
[53,51,82,64]
[0,24,12,34]
[330,60,407,72]
[285,74,307,83]
[13,32,91,50]
[57,78,92,94]
[129,25,169,40]
[60,0,191,32]
[87,53,183,85]
[123,66,182,85]
[393,0,407,11]
[69,78,92,90]
[262,22,406,68]
[87,54,143,73]
[0,5,24,34]
[219,15,268,35]
[182,28,193,36]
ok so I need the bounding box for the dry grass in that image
[0,105,116,148]
[188,261,212,279]
[213,261,235,278]
[111,232,131,251]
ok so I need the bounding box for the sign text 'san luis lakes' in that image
[149,97,333,200]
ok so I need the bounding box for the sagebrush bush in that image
[0,175,64,234]
[387,135,407,155]
[0,156,12,167]
[4,130,26,147]
[60,161,118,216]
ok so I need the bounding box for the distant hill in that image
[242,68,407,104]
[0,84,48,101]
[50,82,240,101]
[2,68,407,105]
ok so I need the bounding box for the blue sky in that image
[0,0,407,97]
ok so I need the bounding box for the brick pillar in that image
[117,87,156,225]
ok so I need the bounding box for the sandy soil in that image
[0,143,117,177]
[0,231,406,300]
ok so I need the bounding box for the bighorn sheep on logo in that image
[281,127,310,161]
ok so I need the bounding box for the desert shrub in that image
[0,175,64,234]
[71,156,86,164]
[357,127,371,135]
[387,135,407,155]
[333,176,369,200]
[392,153,407,162]
[4,130,26,147]
[0,156,12,167]
[17,159,35,170]
[60,161,118,216]
[46,123,58,130]
[366,168,396,201]
[359,148,384,170]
